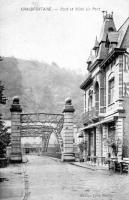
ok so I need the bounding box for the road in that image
[0,155,129,200]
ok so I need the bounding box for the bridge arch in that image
[9,97,75,162]
[20,112,64,152]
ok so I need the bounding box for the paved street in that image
[0,155,129,200]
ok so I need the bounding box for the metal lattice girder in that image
[21,129,52,137]
[20,112,64,151]
[21,112,63,124]
[21,125,54,136]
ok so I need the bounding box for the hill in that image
[0,57,85,126]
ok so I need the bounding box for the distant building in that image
[21,143,43,154]
[80,12,129,161]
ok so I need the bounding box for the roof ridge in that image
[118,16,129,31]
[120,24,129,48]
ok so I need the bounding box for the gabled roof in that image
[119,25,129,48]
[81,15,129,91]
[86,14,129,73]
[117,17,129,48]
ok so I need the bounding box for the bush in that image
[0,114,10,158]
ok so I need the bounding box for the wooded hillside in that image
[0,57,85,126]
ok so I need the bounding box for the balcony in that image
[82,107,99,125]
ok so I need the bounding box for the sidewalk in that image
[49,156,109,171]
[0,155,29,200]
[0,163,25,200]
[70,161,109,171]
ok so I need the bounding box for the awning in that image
[81,116,115,131]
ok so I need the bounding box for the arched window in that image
[88,95,93,111]
[108,73,115,104]
[108,78,114,104]
[94,82,99,113]
[124,54,129,71]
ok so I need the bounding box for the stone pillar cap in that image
[10,96,22,112]
[13,96,20,104]
[63,97,75,113]
[65,97,72,104]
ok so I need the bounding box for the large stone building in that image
[80,12,129,161]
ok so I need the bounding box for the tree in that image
[0,81,6,104]
[0,81,10,158]
[0,115,10,158]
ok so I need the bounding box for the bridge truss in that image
[20,112,64,152]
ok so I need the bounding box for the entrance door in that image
[88,129,96,156]
[108,122,116,156]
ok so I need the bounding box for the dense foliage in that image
[0,81,10,158]
[0,57,85,126]
[0,114,10,158]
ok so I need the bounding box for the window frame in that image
[108,77,115,105]
[88,94,93,111]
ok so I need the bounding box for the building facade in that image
[80,12,129,161]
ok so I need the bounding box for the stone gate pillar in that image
[10,97,22,162]
[61,98,75,161]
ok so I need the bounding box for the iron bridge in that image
[20,112,64,152]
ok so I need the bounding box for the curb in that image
[47,156,108,171]
[69,162,108,171]
[69,162,96,171]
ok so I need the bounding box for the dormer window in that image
[95,48,99,57]
[108,27,114,32]
[93,36,99,57]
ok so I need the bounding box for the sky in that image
[21,133,57,145]
[0,0,129,74]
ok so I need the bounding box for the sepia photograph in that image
[0,0,129,199]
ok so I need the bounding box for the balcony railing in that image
[82,107,99,125]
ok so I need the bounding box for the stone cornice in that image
[87,59,102,72]
[100,48,126,69]
[80,74,92,90]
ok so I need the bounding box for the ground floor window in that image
[108,122,116,157]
